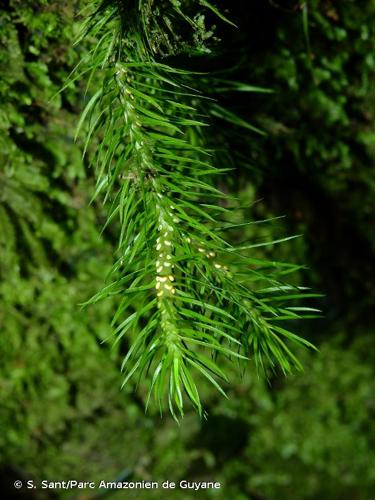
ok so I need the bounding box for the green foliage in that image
[71,0,316,418]
[0,0,123,482]
[195,341,375,500]
[0,2,86,279]
[1,1,374,499]
[239,1,375,253]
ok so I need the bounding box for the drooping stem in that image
[76,1,317,417]
[117,62,182,353]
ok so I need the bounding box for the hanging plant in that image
[68,0,318,418]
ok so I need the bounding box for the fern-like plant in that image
[69,0,318,418]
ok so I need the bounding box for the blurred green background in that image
[1,1,375,499]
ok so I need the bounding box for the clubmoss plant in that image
[70,0,318,418]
